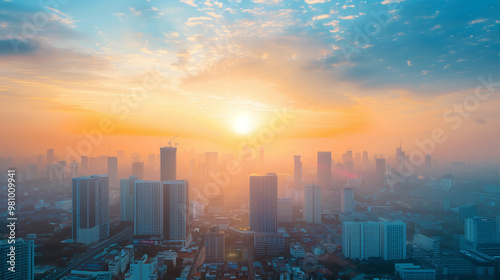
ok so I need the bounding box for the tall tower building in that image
[342,222,380,260]
[133,180,189,243]
[81,156,88,176]
[160,147,177,181]
[465,216,497,244]
[317,152,332,189]
[163,180,189,242]
[341,188,355,213]
[250,173,278,233]
[120,176,138,223]
[132,161,144,180]
[204,152,218,179]
[72,175,110,244]
[134,180,163,236]
[317,151,332,210]
[294,155,302,189]
[26,164,38,181]
[380,221,406,260]
[459,203,478,228]
[0,239,34,280]
[47,148,54,165]
[107,157,118,188]
[70,161,79,178]
[205,227,225,263]
[304,184,321,224]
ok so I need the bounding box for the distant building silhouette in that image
[160,147,177,180]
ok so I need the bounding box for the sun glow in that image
[233,113,253,134]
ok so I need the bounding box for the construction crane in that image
[168,134,179,147]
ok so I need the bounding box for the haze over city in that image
[1,0,500,280]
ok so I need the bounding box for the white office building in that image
[304,184,321,224]
[341,188,355,213]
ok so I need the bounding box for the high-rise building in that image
[190,201,204,219]
[132,161,144,180]
[277,198,293,223]
[204,152,218,179]
[343,220,406,260]
[134,180,189,243]
[81,156,88,176]
[380,221,407,260]
[120,176,138,223]
[163,180,189,243]
[249,173,278,233]
[459,204,478,228]
[26,164,37,181]
[342,222,380,260]
[317,151,332,190]
[107,157,118,188]
[465,217,497,244]
[317,151,332,209]
[304,184,321,224]
[425,154,432,170]
[160,147,177,181]
[294,155,302,189]
[375,158,386,184]
[70,161,79,178]
[134,180,163,236]
[341,188,355,213]
[205,227,225,263]
[0,239,34,280]
[47,148,54,165]
[72,175,110,244]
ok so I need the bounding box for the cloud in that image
[305,0,330,4]
[180,0,197,7]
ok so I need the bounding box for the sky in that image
[1,0,499,163]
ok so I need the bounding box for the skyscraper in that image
[133,180,189,243]
[342,222,380,260]
[160,146,177,181]
[132,161,144,180]
[294,155,302,189]
[465,217,497,244]
[107,156,118,188]
[134,180,163,236]
[380,221,406,260]
[81,156,88,176]
[0,239,34,280]
[26,164,37,181]
[205,152,218,179]
[317,151,332,190]
[70,161,79,178]
[304,184,321,224]
[72,175,110,244]
[205,227,225,263]
[341,188,355,213]
[120,176,138,223]
[163,180,189,243]
[317,151,332,211]
[250,173,278,233]
[343,220,406,260]
[459,203,478,228]
[47,148,54,165]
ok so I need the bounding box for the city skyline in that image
[1,0,499,164]
[1,0,500,279]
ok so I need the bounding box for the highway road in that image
[43,227,133,280]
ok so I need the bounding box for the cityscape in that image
[1,0,500,280]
